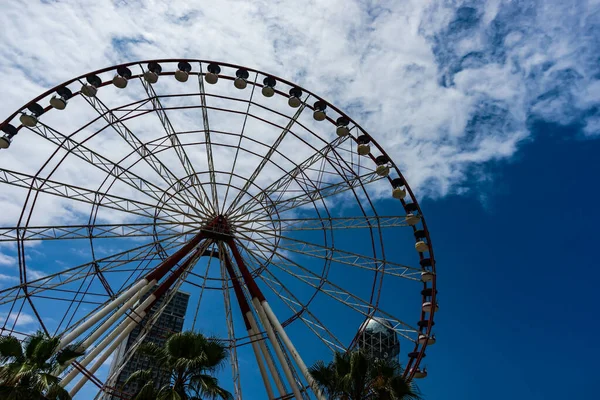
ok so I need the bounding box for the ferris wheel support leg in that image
[252,297,303,400]
[247,312,283,398]
[221,249,277,399]
[262,301,325,400]
[227,240,301,399]
[59,230,208,351]
[69,309,146,397]
[79,287,147,351]
[61,244,206,389]
[248,324,277,399]
[227,239,323,400]
[58,279,150,350]
[60,294,154,387]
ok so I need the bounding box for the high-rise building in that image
[104,289,190,399]
[357,317,400,362]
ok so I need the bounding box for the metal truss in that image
[0,168,184,221]
[235,236,420,342]
[79,89,212,217]
[139,74,215,215]
[238,215,415,232]
[197,64,220,211]
[236,228,421,280]
[0,221,197,242]
[229,135,351,219]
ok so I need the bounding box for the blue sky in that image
[0,0,599,399]
[417,120,600,399]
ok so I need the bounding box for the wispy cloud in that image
[0,253,16,267]
[0,273,18,283]
[0,311,36,327]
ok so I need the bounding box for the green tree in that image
[0,330,83,400]
[123,331,233,400]
[309,350,421,400]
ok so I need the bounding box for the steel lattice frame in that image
[0,59,437,399]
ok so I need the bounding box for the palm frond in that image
[166,331,207,360]
[31,335,60,366]
[308,360,341,399]
[36,371,60,392]
[202,340,229,370]
[46,382,73,400]
[123,369,154,387]
[137,342,169,366]
[156,385,183,400]
[0,336,24,363]
[190,373,233,400]
[132,380,159,400]
[389,375,422,400]
[348,350,370,399]
[333,351,351,377]
[55,345,85,367]
[173,354,215,372]
[23,331,46,361]
[0,384,33,400]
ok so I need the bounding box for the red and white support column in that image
[226,239,325,400]
[59,230,208,352]
[222,251,277,399]
[62,236,209,395]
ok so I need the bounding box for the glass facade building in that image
[104,289,190,399]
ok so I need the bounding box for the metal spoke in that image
[237,228,420,280]
[0,233,187,305]
[235,237,419,341]
[0,168,192,222]
[0,221,198,242]
[79,89,212,217]
[26,120,169,204]
[139,74,215,215]
[235,239,346,353]
[221,72,258,214]
[225,99,308,215]
[237,215,415,232]
[233,170,383,221]
[227,135,349,219]
[27,119,197,218]
[197,64,220,211]
[191,244,218,330]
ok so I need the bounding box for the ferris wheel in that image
[0,59,438,399]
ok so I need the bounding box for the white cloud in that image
[583,115,600,137]
[0,0,596,204]
[0,273,18,282]
[0,312,36,327]
[0,252,16,266]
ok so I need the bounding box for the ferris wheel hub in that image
[200,215,235,241]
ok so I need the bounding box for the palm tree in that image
[0,330,83,400]
[123,331,233,400]
[306,354,345,399]
[308,350,421,400]
[369,357,421,400]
